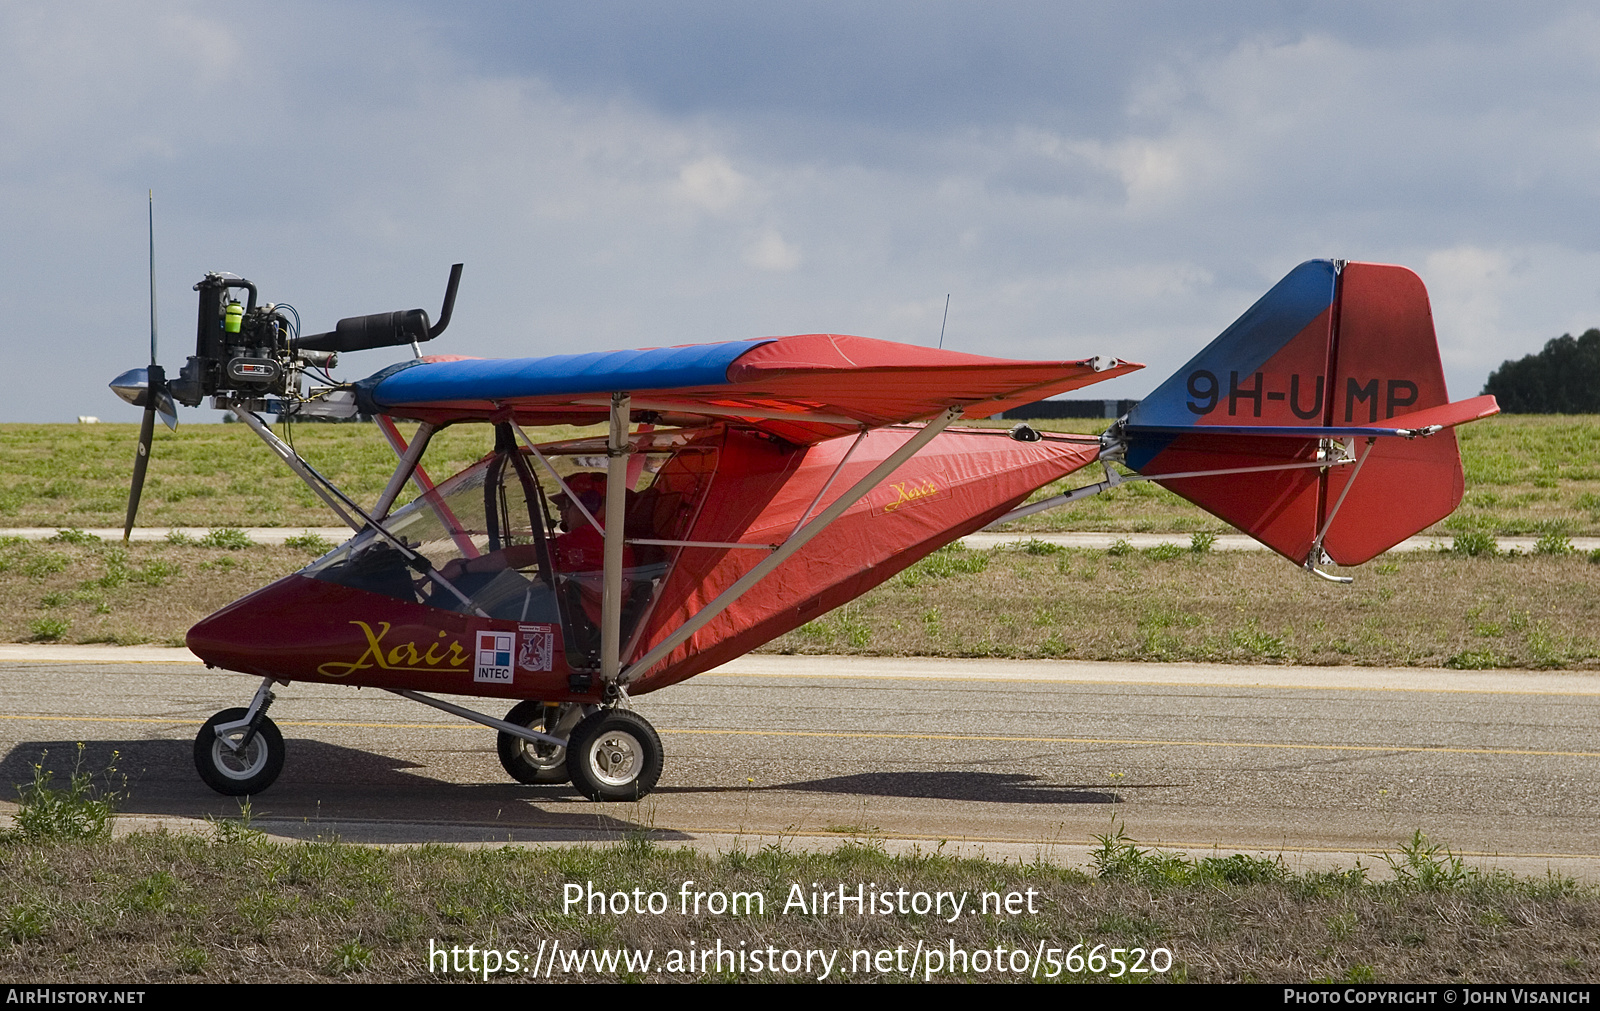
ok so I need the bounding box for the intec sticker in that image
[474,630,515,684]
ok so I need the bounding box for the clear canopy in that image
[302,423,716,669]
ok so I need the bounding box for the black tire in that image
[566,709,663,802]
[496,700,570,785]
[194,708,285,796]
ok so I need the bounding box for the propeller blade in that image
[148,191,158,367]
[124,403,157,542]
[155,388,178,431]
[122,194,175,538]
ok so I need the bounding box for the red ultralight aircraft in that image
[111,257,1497,801]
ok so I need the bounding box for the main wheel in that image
[566,709,663,802]
[194,708,284,796]
[497,700,571,785]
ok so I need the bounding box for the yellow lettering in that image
[882,478,938,513]
[387,642,421,667]
[317,621,392,678]
[317,620,471,678]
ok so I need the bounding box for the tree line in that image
[1482,328,1600,413]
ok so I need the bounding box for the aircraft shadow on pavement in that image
[687,770,1122,804]
[0,738,688,843]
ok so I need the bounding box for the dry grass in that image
[1,827,1593,983]
[0,534,317,646]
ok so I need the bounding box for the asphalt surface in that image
[1,646,1596,878]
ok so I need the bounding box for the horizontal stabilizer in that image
[1126,393,1500,440]
[1121,261,1498,567]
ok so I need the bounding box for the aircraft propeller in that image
[109,193,179,541]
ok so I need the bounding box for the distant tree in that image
[1483,328,1600,413]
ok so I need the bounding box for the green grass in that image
[10,415,1600,535]
[0,821,1592,983]
[0,421,603,529]
[770,544,1600,668]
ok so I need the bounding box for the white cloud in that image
[675,156,752,213]
[742,229,801,272]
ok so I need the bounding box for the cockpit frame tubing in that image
[370,420,437,522]
[236,409,485,615]
[507,421,608,537]
[376,416,479,559]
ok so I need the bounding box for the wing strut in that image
[619,406,964,686]
[601,392,631,687]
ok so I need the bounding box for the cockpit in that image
[300,420,718,669]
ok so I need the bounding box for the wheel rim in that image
[519,739,566,770]
[212,733,268,781]
[585,730,644,787]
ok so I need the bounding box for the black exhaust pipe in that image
[293,263,462,354]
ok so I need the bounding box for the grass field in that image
[772,541,1600,670]
[6,414,1600,535]
[2,417,1598,665]
[2,811,1593,983]
[5,533,1598,669]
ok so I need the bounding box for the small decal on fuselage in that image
[475,630,515,684]
[879,477,942,514]
[517,624,555,672]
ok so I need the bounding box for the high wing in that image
[355,333,1143,442]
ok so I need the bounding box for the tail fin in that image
[1117,260,1497,568]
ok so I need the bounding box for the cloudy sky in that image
[6,1,1600,422]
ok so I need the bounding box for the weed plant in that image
[9,744,124,841]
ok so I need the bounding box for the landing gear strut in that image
[194,678,285,796]
[497,700,587,785]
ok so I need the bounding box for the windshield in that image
[302,422,718,669]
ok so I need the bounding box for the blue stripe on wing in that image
[371,339,771,407]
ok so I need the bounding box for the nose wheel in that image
[566,709,663,802]
[194,707,285,796]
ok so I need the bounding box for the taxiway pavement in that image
[1,647,1596,878]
